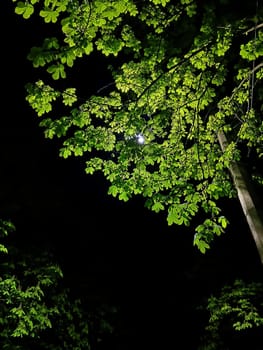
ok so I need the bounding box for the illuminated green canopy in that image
[13,0,263,252]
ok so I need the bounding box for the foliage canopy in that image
[0,218,90,349]
[11,0,263,252]
[199,279,263,350]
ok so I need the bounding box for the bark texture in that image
[218,131,263,264]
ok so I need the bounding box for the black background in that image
[1,1,263,349]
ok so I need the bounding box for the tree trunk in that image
[218,131,263,264]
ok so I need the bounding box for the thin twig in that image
[244,23,263,35]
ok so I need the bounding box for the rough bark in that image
[218,131,263,264]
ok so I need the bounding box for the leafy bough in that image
[13,0,263,254]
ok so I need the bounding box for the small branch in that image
[136,42,212,103]
[244,23,263,35]
[228,62,263,104]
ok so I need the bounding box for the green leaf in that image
[152,201,164,213]
[15,1,34,18]
[0,244,8,253]
[119,191,129,201]
[108,185,119,197]
[167,206,184,225]
[47,64,66,79]
[59,147,71,158]
[40,8,59,23]
[218,216,228,229]
[194,239,210,254]
[62,88,77,106]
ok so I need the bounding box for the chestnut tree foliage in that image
[0,219,90,350]
[199,279,263,350]
[12,0,263,252]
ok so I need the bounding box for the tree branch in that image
[244,23,263,35]
[218,131,263,264]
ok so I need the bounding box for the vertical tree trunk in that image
[217,131,263,264]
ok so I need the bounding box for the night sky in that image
[1,2,263,349]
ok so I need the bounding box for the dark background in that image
[1,1,263,349]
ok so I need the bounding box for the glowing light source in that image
[136,133,145,144]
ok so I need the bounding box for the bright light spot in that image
[136,133,145,144]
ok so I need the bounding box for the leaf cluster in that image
[198,279,263,350]
[12,0,263,252]
[0,219,90,349]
